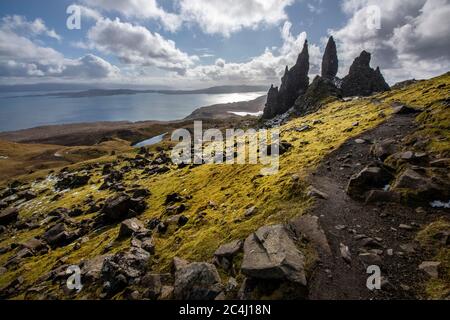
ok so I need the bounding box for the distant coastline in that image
[4,85,268,99]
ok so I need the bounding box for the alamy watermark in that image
[66,265,83,292]
[66,5,81,30]
[365,5,381,30]
[171,121,280,176]
[366,265,381,290]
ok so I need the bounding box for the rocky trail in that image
[306,110,447,300]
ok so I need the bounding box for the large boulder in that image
[321,36,338,79]
[173,262,223,300]
[101,247,150,297]
[118,218,147,238]
[55,173,90,191]
[0,207,19,226]
[347,165,394,200]
[42,223,78,248]
[341,51,390,97]
[101,193,146,222]
[392,168,450,204]
[289,215,331,256]
[370,139,399,161]
[241,224,307,285]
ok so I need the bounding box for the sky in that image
[0,0,449,89]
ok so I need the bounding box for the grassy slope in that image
[0,139,133,181]
[0,72,449,299]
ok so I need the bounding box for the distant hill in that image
[1,84,268,97]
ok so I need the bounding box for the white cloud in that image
[86,18,198,74]
[1,15,61,41]
[179,0,294,37]
[0,28,118,79]
[81,0,182,32]
[331,0,450,83]
[184,21,321,84]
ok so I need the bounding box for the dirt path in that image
[306,112,442,300]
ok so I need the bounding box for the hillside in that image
[0,72,449,300]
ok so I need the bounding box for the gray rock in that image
[340,243,352,264]
[101,193,146,222]
[290,215,331,255]
[370,139,399,161]
[118,218,147,238]
[81,255,112,283]
[0,207,19,226]
[241,224,307,285]
[214,240,243,271]
[418,261,441,278]
[347,165,394,200]
[244,206,258,217]
[306,186,329,200]
[174,262,223,300]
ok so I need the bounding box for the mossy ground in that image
[1,72,449,299]
[416,219,450,299]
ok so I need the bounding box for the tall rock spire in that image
[341,51,390,97]
[278,40,310,112]
[321,36,338,79]
[262,40,310,119]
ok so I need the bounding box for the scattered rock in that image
[101,247,150,297]
[101,193,146,222]
[306,186,329,200]
[241,224,307,285]
[118,218,147,238]
[55,173,90,191]
[340,243,352,264]
[418,261,441,278]
[290,215,331,255]
[214,240,243,271]
[365,190,400,204]
[173,262,223,300]
[244,206,258,217]
[0,207,19,226]
[347,165,394,200]
[370,139,399,161]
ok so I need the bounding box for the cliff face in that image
[262,40,310,119]
[341,51,390,97]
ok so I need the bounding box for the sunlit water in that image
[0,91,266,132]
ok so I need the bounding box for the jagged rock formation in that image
[341,51,390,97]
[262,40,310,119]
[321,36,338,79]
[263,38,392,120]
[262,85,280,119]
[294,76,342,115]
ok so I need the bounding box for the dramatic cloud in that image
[178,0,294,37]
[1,15,61,40]
[184,21,321,84]
[86,18,198,74]
[81,0,181,31]
[331,0,450,83]
[0,28,118,79]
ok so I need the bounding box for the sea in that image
[0,91,266,132]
